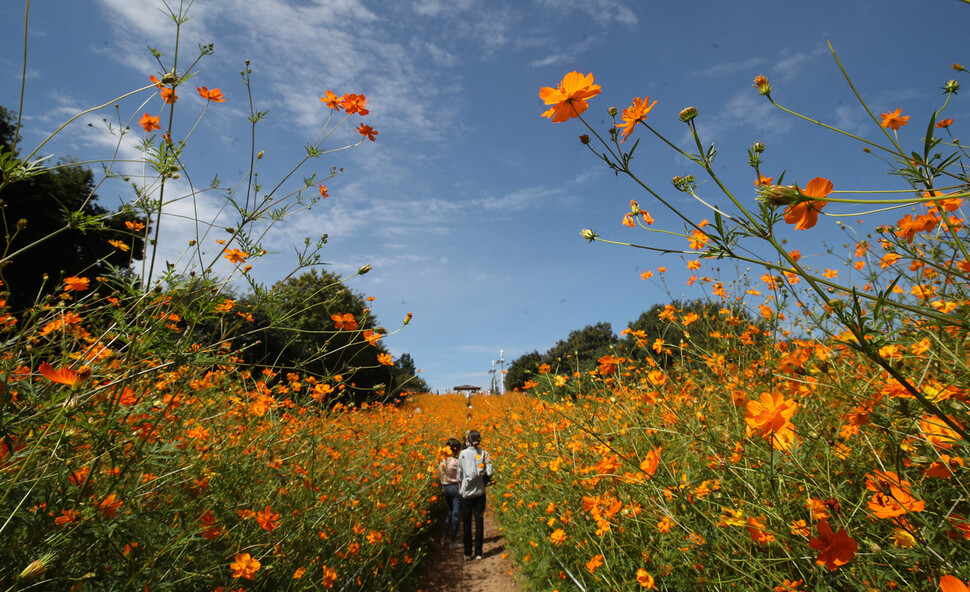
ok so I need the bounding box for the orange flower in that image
[39,362,82,386]
[63,276,90,292]
[540,71,601,123]
[341,93,369,115]
[942,575,970,592]
[895,213,938,242]
[223,248,247,264]
[160,87,177,104]
[138,113,161,132]
[745,392,796,438]
[331,313,358,331]
[98,493,123,518]
[615,96,657,142]
[549,528,566,544]
[321,90,342,110]
[880,108,909,131]
[755,175,773,186]
[197,86,226,102]
[936,118,954,128]
[585,553,604,573]
[54,509,80,526]
[639,446,662,478]
[255,506,280,531]
[747,515,775,545]
[636,568,655,589]
[356,124,378,141]
[377,353,393,366]
[318,184,328,198]
[783,177,832,230]
[230,553,261,580]
[808,520,857,571]
[321,565,338,588]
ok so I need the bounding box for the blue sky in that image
[1,0,967,392]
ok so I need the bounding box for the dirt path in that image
[416,512,524,592]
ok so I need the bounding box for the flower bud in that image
[953,63,966,72]
[579,134,590,145]
[753,75,771,96]
[404,312,413,325]
[678,106,697,123]
[256,150,264,160]
[607,106,618,116]
[671,175,696,193]
[942,79,960,94]
[18,555,53,582]
[580,228,598,242]
[358,264,372,275]
[752,142,765,153]
[759,184,800,206]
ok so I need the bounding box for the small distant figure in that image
[438,438,462,547]
[457,429,494,560]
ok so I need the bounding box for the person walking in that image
[457,429,493,560]
[437,438,462,548]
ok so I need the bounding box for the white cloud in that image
[772,43,827,82]
[536,0,638,26]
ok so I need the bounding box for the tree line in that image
[504,299,771,391]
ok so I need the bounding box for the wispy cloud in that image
[690,56,767,79]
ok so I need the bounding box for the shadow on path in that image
[416,511,523,592]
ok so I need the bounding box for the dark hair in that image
[447,438,462,453]
[467,430,481,445]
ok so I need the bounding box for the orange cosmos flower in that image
[540,71,601,123]
[341,93,369,115]
[138,113,161,132]
[255,506,280,531]
[782,177,832,230]
[331,313,358,331]
[936,118,954,128]
[745,392,796,438]
[636,568,655,589]
[615,96,657,142]
[98,493,123,518]
[54,509,80,526]
[377,353,393,366]
[755,175,773,186]
[321,90,342,110]
[356,123,378,141]
[39,362,82,386]
[895,213,938,242]
[160,87,177,104]
[880,108,909,131]
[747,515,775,545]
[808,520,857,571]
[63,276,90,292]
[639,446,662,478]
[197,86,226,102]
[230,553,261,580]
[549,528,567,544]
[585,554,604,573]
[318,184,328,198]
[223,248,247,264]
[321,565,338,588]
[362,329,381,345]
[942,575,970,592]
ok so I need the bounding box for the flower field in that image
[3,4,969,591]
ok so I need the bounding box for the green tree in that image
[505,349,541,391]
[0,106,146,310]
[620,299,769,366]
[390,352,429,393]
[543,321,618,374]
[234,269,412,402]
